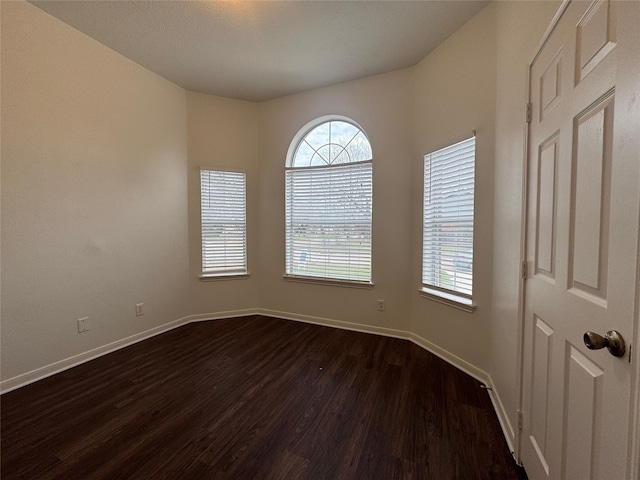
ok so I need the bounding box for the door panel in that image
[529,315,554,475]
[564,345,604,480]
[535,134,559,279]
[521,1,639,479]
[569,91,613,301]
[575,0,615,83]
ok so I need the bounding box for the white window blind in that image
[422,136,475,297]
[200,169,247,276]
[286,162,372,282]
[285,119,373,283]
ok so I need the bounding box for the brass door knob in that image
[583,330,626,357]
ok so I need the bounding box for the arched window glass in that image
[291,120,372,167]
[285,117,373,283]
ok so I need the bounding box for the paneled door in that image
[521,1,640,479]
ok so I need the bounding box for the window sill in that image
[200,272,250,281]
[283,274,374,289]
[419,287,476,313]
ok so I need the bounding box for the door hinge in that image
[517,409,524,430]
[526,102,532,123]
[522,260,528,279]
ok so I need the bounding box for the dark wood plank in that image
[1,315,527,480]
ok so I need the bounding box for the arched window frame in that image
[284,115,374,286]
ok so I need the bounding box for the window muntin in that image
[422,136,475,298]
[285,119,373,283]
[200,168,247,276]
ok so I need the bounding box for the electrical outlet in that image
[135,303,144,317]
[77,317,89,333]
[377,299,385,312]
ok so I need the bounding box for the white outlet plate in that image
[135,303,144,316]
[77,317,89,333]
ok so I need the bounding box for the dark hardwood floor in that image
[1,315,527,480]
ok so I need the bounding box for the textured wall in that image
[186,92,260,314]
[256,69,415,332]
[1,1,190,381]
[490,0,562,450]
[410,4,498,373]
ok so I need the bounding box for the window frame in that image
[199,167,249,280]
[284,115,374,287]
[420,134,477,313]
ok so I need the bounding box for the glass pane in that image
[294,141,315,167]
[304,122,330,150]
[332,147,351,164]
[345,131,373,162]
[330,121,359,147]
[312,145,331,166]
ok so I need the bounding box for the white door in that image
[521,1,640,479]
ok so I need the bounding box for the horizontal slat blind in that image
[200,169,247,275]
[423,136,475,297]
[286,161,372,282]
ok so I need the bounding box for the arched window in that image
[285,117,373,283]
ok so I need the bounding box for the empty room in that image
[2,1,639,479]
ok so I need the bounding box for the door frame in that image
[632,266,640,479]
[515,1,640,477]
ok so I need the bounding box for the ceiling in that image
[29,0,490,102]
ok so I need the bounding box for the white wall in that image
[410,4,497,373]
[186,92,260,314]
[491,0,561,449]
[257,69,415,332]
[1,1,190,382]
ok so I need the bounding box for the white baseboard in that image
[0,308,259,394]
[185,308,260,323]
[485,375,518,462]
[408,331,490,384]
[1,306,516,466]
[257,308,411,341]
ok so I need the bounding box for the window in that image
[285,117,373,284]
[422,135,475,307]
[200,168,247,277]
